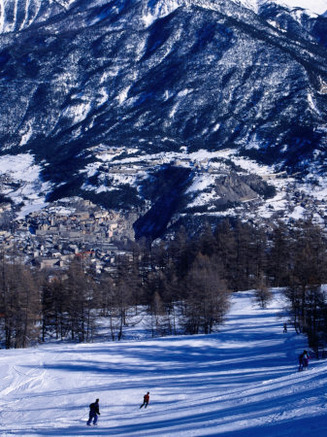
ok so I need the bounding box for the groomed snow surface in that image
[1,290,326,436]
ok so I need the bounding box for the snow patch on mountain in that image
[0,153,37,182]
[275,0,327,15]
[141,0,327,23]
[0,0,80,33]
[240,0,327,15]
[307,94,322,116]
[141,0,183,27]
[19,121,34,147]
[116,86,131,105]
[186,173,219,208]
[0,0,42,33]
[0,153,52,217]
[62,101,92,125]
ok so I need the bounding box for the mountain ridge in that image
[1,1,326,37]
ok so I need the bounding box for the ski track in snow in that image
[0,290,326,436]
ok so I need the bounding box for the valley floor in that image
[0,290,326,436]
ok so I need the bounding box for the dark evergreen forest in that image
[0,218,326,353]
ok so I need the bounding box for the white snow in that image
[186,174,216,193]
[1,290,326,436]
[116,86,131,105]
[0,0,44,33]
[19,120,34,146]
[142,12,155,27]
[0,153,51,217]
[62,101,92,125]
[232,154,273,175]
[140,0,327,28]
[307,93,321,116]
[239,0,327,15]
[97,88,109,106]
[289,204,306,219]
[141,0,184,27]
[0,153,38,182]
[53,0,77,9]
[274,0,327,15]
[186,173,219,207]
[301,175,327,202]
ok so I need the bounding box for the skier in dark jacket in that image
[140,392,150,409]
[298,350,310,371]
[87,398,100,426]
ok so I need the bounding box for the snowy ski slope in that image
[0,290,326,436]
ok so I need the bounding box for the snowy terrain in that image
[0,0,326,34]
[241,0,327,15]
[269,0,327,15]
[1,290,326,436]
[1,0,327,236]
[0,154,51,218]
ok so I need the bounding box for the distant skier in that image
[302,350,310,370]
[140,392,150,409]
[298,350,310,371]
[87,398,100,426]
[283,323,287,333]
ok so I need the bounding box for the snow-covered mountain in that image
[0,0,325,35]
[240,0,327,16]
[0,0,327,238]
[1,290,326,436]
[0,0,326,35]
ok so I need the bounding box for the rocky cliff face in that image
[1,0,327,239]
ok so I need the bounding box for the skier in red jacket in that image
[140,392,150,409]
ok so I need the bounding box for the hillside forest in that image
[0,218,326,353]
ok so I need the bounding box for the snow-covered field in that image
[0,290,326,436]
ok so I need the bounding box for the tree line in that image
[0,218,326,349]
